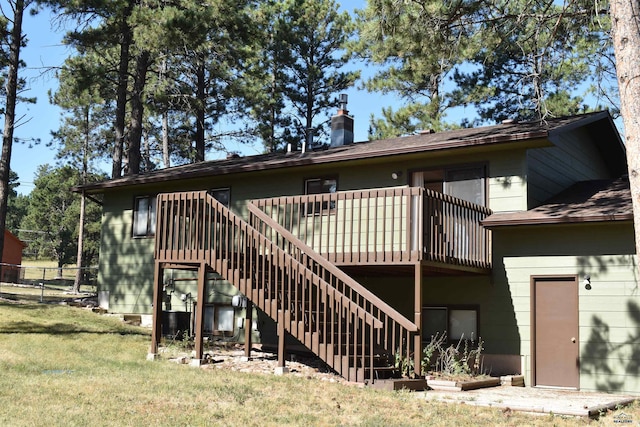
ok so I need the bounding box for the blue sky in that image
[13,7,69,194]
[9,2,623,196]
[12,1,408,195]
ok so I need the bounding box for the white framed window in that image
[216,306,235,332]
[133,195,157,237]
[204,304,235,336]
[413,164,487,207]
[445,166,486,207]
[422,306,479,343]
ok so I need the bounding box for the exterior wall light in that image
[391,171,403,180]
[583,275,591,290]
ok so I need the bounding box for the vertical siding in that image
[527,128,612,207]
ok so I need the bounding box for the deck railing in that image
[154,191,417,382]
[422,188,492,269]
[250,186,492,270]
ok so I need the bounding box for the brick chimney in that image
[330,94,354,148]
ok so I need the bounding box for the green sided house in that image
[77,107,639,393]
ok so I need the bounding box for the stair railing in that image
[155,191,390,382]
[248,201,419,379]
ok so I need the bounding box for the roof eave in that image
[74,129,552,194]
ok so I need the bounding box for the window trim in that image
[132,195,157,238]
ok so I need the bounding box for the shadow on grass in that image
[0,300,88,310]
[0,292,93,306]
[0,320,148,336]
[0,302,150,337]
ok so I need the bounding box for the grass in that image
[0,299,638,426]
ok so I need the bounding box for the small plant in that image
[421,331,447,372]
[394,349,414,374]
[421,332,485,379]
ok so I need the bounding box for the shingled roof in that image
[482,177,633,227]
[77,111,624,193]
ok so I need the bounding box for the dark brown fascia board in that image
[482,213,634,228]
[546,110,611,136]
[549,111,625,155]
[73,129,553,194]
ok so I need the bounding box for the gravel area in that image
[168,344,350,385]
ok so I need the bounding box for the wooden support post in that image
[244,300,253,359]
[413,262,423,378]
[150,261,163,357]
[275,320,288,374]
[193,262,207,363]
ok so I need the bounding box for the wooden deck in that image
[250,186,492,273]
[149,187,492,384]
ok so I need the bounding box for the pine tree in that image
[20,165,102,276]
[244,0,296,153]
[51,66,111,292]
[354,0,481,136]
[355,0,615,135]
[0,0,33,278]
[452,0,613,124]
[283,0,359,148]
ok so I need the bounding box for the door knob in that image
[571,337,576,343]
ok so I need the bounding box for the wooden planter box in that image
[426,376,500,392]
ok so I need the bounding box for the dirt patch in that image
[167,344,350,385]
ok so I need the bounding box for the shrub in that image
[422,332,485,378]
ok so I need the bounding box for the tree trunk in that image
[73,106,90,294]
[142,128,151,172]
[195,59,206,162]
[112,3,133,178]
[160,59,171,168]
[127,50,151,175]
[610,0,640,269]
[73,191,86,293]
[162,111,170,168]
[0,0,26,279]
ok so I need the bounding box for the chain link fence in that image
[0,263,98,290]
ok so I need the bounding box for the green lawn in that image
[0,300,636,426]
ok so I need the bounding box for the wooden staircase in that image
[153,191,419,384]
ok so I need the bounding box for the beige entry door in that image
[532,276,579,389]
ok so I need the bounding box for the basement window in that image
[204,304,235,337]
[132,195,157,237]
[422,306,479,343]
